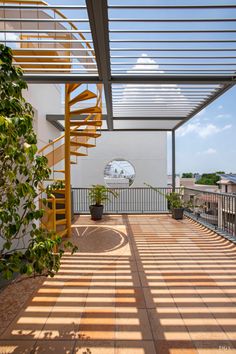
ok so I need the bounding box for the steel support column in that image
[172,130,176,192]
[86,0,113,130]
[64,84,72,235]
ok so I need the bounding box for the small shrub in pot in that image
[89,184,118,220]
[144,183,192,220]
[166,192,185,220]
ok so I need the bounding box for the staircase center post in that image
[65,83,72,235]
[172,129,176,192]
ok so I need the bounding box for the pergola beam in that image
[110,76,236,85]
[24,75,101,84]
[46,114,108,122]
[46,114,183,122]
[48,125,172,133]
[109,5,236,9]
[86,0,113,130]
[23,75,236,85]
[49,120,64,132]
[46,114,178,131]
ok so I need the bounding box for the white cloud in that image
[218,105,223,110]
[222,124,232,130]
[127,54,164,74]
[205,148,216,155]
[177,122,232,138]
[197,148,217,156]
[199,124,221,138]
[216,113,232,119]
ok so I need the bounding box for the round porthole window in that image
[104,159,135,188]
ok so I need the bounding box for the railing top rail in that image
[38,133,65,153]
[184,187,236,198]
[72,187,176,190]
[72,186,235,198]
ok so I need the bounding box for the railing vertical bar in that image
[82,189,84,212]
[150,188,152,212]
[81,189,83,212]
[223,194,225,233]
[83,188,85,213]
[81,188,82,213]
[234,196,236,236]
[159,188,161,212]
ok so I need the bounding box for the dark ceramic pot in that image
[89,205,104,220]
[172,208,184,220]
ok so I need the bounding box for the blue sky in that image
[167,86,236,175]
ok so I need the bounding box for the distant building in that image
[180,178,196,189]
[217,174,236,194]
[104,163,112,176]
[104,177,130,188]
[180,178,218,193]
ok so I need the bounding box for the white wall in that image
[23,84,62,149]
[23,85,167,187]
[71,131,167,188]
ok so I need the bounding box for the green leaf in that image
[0,44,77,280]
[3,241,12,250]
[4,269,13,280]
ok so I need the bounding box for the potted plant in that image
[88,184,118,220]
[166,192,185,220]
[144,183,191,220]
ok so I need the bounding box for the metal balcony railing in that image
[72,187,236,239]
[184,188,236,238]
[72,187,173,214]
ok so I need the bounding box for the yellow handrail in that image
[38,113,94,154]
[38,82,102,155]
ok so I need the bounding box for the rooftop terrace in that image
[1,215,236,354]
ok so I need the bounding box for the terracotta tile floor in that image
[1,215,236,353]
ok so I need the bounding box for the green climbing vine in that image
[0,45,75,280]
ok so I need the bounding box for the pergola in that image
[1,0,236,188]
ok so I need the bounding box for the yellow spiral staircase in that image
[38,83,102,238]
[2,0,103,237]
